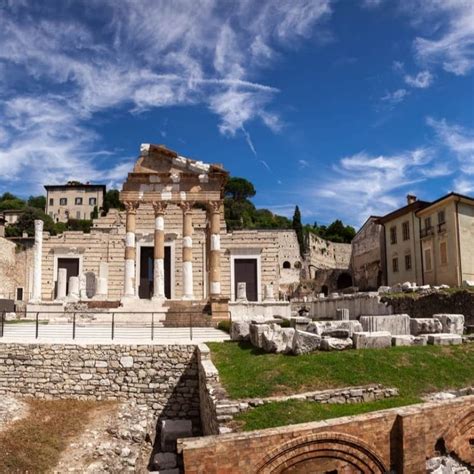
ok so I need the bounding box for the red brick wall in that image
[180,395,474,473]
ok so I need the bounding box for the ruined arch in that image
[337,272,353,290]
[442,408,474,466]
[256,432,388,474]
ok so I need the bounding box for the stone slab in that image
[427,334,462,346]
[391,335,427,347]
[410,318,443,336]
[306,320,363,338]
[360,314,411,335]
[320,337,352,351]
[249,323,270,349]
[262,326,294,354]
[433,314,464,335]
[161,419,193,452]
[289,317,311,331]
[153,452,177,470]
[230,321,250,342]
[292,330,321,355]
[352,331,391,349]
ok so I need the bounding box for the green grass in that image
[5,319,49,324]
[209,342,474,430]
[234,396,420,431]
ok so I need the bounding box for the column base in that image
[181,295,195,301]
[121,295,138,304]
[151,295,167,302]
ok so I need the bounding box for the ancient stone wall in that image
[0,237,32,300]
[306,233,351,273]
[0,343,201,432]
[180,395,474,473]
[382,290,474,326]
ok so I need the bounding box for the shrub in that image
[217,320,231,333]
[279,319,291,328]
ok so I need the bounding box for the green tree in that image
[292,205,305,256]
[27,195,46,210]
[91,206,99,220]
[7,207,56,237]
[224,177,256,201]
[0,192,26,211]
[103,189,124,214]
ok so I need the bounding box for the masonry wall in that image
[0,237,32,301]
[180,395,474,474]
[306,233,351,274]
[0,343,201,432]
[459,201,474,282]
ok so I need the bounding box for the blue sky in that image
[0,0,473,227]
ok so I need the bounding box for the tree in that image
[27,195,46,210]
[0,193,26,211]
[292,205,305,256]
[224,177,256,201]
[306,219,356,243]
[91,206,99,220]
[8,207,56,237]
[103,189,124,214]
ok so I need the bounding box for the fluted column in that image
[31,219,44,302]
[208,201,222,298]
[179,201,194,300]
[152,201,167,300]
[123,201,139,299]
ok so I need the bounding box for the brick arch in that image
[443,407,474,466]
[256,432,388,474]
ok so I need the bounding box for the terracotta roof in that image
[378,200,430,224]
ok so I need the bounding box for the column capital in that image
[124,201,139,214]
[178,201,195,214]
[152,201,168,215]
[208,200,223,213]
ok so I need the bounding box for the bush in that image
[279,319,291,328]
[217,320,231,333]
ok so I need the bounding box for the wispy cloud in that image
[381,88,409,104]
[0,0,334,192]
[404,70,433,88]
[298,160,310,169]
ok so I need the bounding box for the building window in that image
[76,211,81,219]
[16,287,23,301]
[440,241,448,265]
[75,197,83,205]
[424,248,432,272]
[405,254,412,271]
[49,198,54,206]
[392,257,399,273]
[89,197,97,206]
[402,221,410,241]
[59,198,67,206]
[438,210,446,224]
[282,261,291,269]
[390,226,397,245]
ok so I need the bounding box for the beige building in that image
[45,182,106,223]
[379,195,429,286]
[416,193,474,287]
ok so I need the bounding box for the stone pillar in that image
[208,201,222,298]
[56,268,67,301]
[152,202,167,301]
[179,201,194,300]
[123,202,139,299]
[31,219,43,302]
[95,277,108,298]
[236,282,247,302]
[336,308,350,320]
[68,276,79,300]
[264,284,275,302]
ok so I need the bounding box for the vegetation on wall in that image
[306,219,356,244]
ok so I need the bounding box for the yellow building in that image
[45,182,106,223]
[416,193,474,287]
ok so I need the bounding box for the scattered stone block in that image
[262,326,294,353]
[160,419,193,452]
[360,314,411,335]
[153,452,177,470]
[230,321,250,341]
[289,317,311,331]
[307,320,363,337]
[352,331,391,349]
[335,308,349,321]
[391,335,427,347]
[249,323,270,348]
[410,318,442,336]
[320,337,352,351]
[433,314,464,335]
[377,286,391,293]
[427,334,462,346]
[292,330,321,355]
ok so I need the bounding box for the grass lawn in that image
[208,342,474,430]
[0,399,106,473]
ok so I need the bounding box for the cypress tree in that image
[292,205,305,256]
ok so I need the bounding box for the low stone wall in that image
[0,343,201,433]
[179,395,474,473]
[382,290,474,326]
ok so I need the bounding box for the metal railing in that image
[420,226,434,238]
[438,221,447,233]
[0,310,231,342]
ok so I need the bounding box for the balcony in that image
[420,226,434,238]
[438,221,447,233]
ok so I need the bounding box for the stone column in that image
[56,268,67,301]
[179,201,194,300]
[95,277,108,299]
[152,202,167,301]
[31,219,43,302]
[208,201,222,298]
[123,201,139,299]
[68,276,79,300]
[264,284,275,302]
[236,282,247,302]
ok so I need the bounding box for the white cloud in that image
[453,177,474,195]
[381,88,409,104]
[0,0,334,191]
[392,60,405,73]
[404,70,433,88]
[361,0,384,9]
[298,160,310,169]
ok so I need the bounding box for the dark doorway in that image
[57,258,79,297]
[337,272,353,290]
[321,285,329,296]
[139,246,171,299]
[234,258,258,301]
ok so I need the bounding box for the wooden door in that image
[234,258,258,301]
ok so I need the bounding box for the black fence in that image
[0,311,230,341]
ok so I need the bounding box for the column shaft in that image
[209,201,222,298]
[123,202,138,298]
[180,202,194,300]
[153,202,167,300]
[31,219,44,302]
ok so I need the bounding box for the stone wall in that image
[0,237,32,301]
[180,395,474,473]
[383,290,474,326]
[0,343,201,433]
[306,233,351,273]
